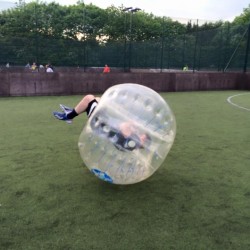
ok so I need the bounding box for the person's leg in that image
[74,94,96,115]
[53,94,98,123]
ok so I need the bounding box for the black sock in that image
[67,109,78,119]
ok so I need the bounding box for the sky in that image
[1,0,249,22]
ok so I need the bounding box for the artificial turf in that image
[0,91,250,250]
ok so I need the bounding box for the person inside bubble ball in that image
[53,94,151,151]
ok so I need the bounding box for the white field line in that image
[227,93,250,111]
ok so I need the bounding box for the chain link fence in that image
[0,23,250,72]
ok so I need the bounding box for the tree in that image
[0,1,248,70]
[233,5,250,25]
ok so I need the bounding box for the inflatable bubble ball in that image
[78,83,176,185]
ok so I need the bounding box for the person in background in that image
[46,66,53,73]
[183,64,189,71]
[25,62,30,68]
[31,62,37,71]
[46,63,54,73]
[103,64,110,73]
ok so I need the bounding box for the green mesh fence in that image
[0,23,249,72]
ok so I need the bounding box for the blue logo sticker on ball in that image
[91,168,113,183]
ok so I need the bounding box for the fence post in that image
[192,19,198,73]
[217,29,223,71]
[160,18,165,72]
[243,24,250,73]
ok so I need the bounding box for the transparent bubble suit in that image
[78,83,176,184]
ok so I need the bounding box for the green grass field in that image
[0,91,250,250]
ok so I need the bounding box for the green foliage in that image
[0,2,249,70]
[0,1,191,42]
[233,4,250,25]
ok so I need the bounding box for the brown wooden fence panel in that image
[0,71,249,96]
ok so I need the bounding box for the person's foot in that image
[60,104,73,114]
[53,104,73,124]
[53,111,72,124]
